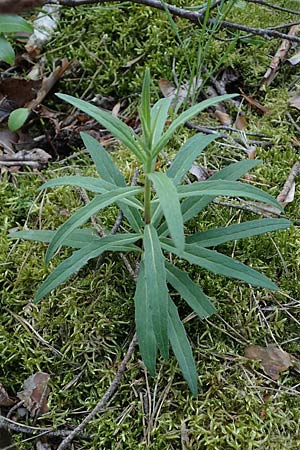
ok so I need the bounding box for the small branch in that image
[245,0,300,16]
[0,416,87,439]
[56,333,137,450]
[45,0,300,43]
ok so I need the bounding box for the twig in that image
[0,415,87,438]
[45,0,300,43]
[245,0,300,16]
[56,333,137,450]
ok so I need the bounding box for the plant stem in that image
[144,157,153,224]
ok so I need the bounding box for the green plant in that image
[11,70,290,394]
[0,15,33,130]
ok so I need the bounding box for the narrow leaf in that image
[45,186,142,263]
[135,261,157,375]
[81,132,143,231]
[168,297,198,395]
[148,173,184,253]
[177,180,282,211]
[80,132,126,186]
[9,229,100,248]
[57,94,146,163]
[35,234,140,302]
[161,239,279,291]
[0,15,33,33]
[187,218,291,247]
[144,224,169,359]
[41,174,143,232]
[0,37,14,65]
[150,97,172,146]
[159,160,262,235]
[152,94,237,156]
[140,68,151,144]
[167,133,218,185]
[165,262,216,318]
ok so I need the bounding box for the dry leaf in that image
[245,344,292,380]
[189,164,211,181]
[276,162,300,206]
[214,109,231,126]
[111,102,121,118]
[0,383,14,406]
[17,372,50,417]
[288,94,300,110]
[261,25,300,87]
[234,112,247,130]
[287,51,300,66]
[240,90,270,114]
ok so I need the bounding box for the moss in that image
[1,1,300,449]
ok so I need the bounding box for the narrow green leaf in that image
[152,94,237,156]
[167,133,218,185]
[0,15,33,33]
[158,159,262,236]
[168,297,198,395]
[177,180,282,211]
[9,229,100,248]
[148,173,184,253]
[56,94,146,163]
[165,262,216,318]
[135,261,157,375]
[41,176,116,193]
[80,132,126,186]
[35,234,140,302]
[161,239,279,291]
[45,186,142,263]
[144,224,169,359]
[140,68,151,144]
[80,132,144,232]
[40,176,143,211]
[8,108,29,132]
[0,37,14,65]
[186,218,291,247]
[181,159,262,224]
[150,98,172,147]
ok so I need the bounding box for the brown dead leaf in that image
[261,25,300,87]
[240,90,270,115]
[0,383,14,406]
[276,162,300,206]
[245,344,292,380]
[17,372,50,417]
[234,112,247,130]
[214,109,231,126]
[0,0,43,14]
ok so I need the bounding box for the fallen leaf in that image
[234,112,247,130]
[240,90,270,114]
[17,372,50,417]
[288,94,300,110]
[245,344,292,380]
[189,164,211,181]
[0,383,14,406]
[111,102,121,118]
[261,25,300,87]
[276,162,300,206]
[287,51,300,66]
[214,109,231,126]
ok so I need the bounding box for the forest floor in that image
[1,1,300,449]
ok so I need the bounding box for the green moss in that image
[1,1,300,449]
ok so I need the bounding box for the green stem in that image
[144,157,154,224]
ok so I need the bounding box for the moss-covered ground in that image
[1,1,300,448]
